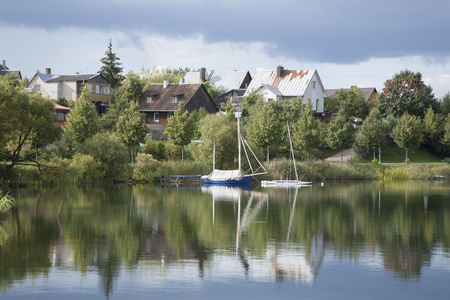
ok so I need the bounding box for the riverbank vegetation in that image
[1,43,450,187]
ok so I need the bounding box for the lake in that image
[1,180,450,299]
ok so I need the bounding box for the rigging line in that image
[241,136,254,173]
[242,137,267,172]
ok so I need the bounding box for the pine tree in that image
[292,101,322,161]
[326,109,355,163]
[99,38,124,89]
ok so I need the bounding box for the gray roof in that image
[45,73,99,82]
[184,70,250,91]
[245,69,316,97]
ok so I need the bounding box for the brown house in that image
[139,81,218,132]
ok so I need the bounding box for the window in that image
[171,96,178,103]
[312,81,316,90]
[316,99,319,111]
[197,96,203,105]
[154,112,160,122]
[96,85,100,94]
[34,85,41,92]
[57,112,65,122]
[146,96,153,103]
[88,84,92,93]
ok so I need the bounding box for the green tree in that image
[357,107,387,160]
[439,93,450,116]
[0,79,60,169]
[292,101,322,161]
[84,132,129,179]
[115,101,149,164]
[246,101,282,162]
[141,66,189,87]
[441,114,450,150]
[193,113,237,169]
[423,106,444,153]
[64,85,101,152]
[325,87,370,118]
[99,38,124,89]
[391,113,424,162]
[326,110,355,163]
[203,81,227,106]
[164,102,195,161]
[191,107,208,140]
[378,69,438,118]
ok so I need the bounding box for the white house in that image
[27,68,112,113]
[244,66,327,113]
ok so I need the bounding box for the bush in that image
[141,140,166,161]
[133,153,160,180]
[84,132,129,180]
[71,153,103,181]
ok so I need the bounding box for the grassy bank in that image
[264,158,450,182]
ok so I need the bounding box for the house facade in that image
[26,69,111,114]
[0,60,22,79]
[244,66,327,114]
[52,101,70,127]
[183,68,252,108]
[139,81,218,132]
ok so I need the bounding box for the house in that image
[53,101,70,127]
[0,60,22,79]
[244,66,327,115]
[26,68,111,114]
[183,68,252,108]
[325,86,378,102]
[139,80,218,132]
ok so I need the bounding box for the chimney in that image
[1,60,5,68]
[277,65,284,78]
[200,67,206,82]
[163,80,169,88]
[46,68,51,75]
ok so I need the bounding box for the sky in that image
[1,0,450,98]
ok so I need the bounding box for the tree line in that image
[1,40,450,184]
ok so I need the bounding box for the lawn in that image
[363,145,443,163]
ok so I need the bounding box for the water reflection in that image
[0,181,449,298]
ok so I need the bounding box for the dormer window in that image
[171,96,178,103]
[146,96,153,103]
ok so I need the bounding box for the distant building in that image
[139,80,218,133]
[26,68,111,114]
[52,101,70,127]
[183,68,252,108]
[244,66,327,114]
[0,60,22,79]
[325,86,378,102]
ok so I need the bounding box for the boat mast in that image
[287,122,298,181]
[237,112,241,172]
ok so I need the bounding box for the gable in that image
[139,83,218,113]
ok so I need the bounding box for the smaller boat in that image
[261,122,312,188]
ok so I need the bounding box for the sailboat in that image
[261,122,312,187]
[201,113,267,185]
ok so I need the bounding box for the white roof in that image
[245,69,316,97]
[184,70,249,91]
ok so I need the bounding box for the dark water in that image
[1,181,450,299]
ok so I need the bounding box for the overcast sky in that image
[2,0,450,97]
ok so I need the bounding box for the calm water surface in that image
[1,181,450,299]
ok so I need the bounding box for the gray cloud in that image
[3,0,450,64]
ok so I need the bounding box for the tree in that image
[99,38,124,89]
[326,109,355,163]
[391,113,424,162]
[378,69,438,118]
[292,101,322,161]
[115,101,149,164]
[423,106,444,153]
[0,79,60,170]
[193,113,237,169]
[141,66,189,87]
[191,107,208,140]
[357,107,387,160]
[440,93,450,116]
[83,132,129,180]
[325,87,370,118]
[203,81,227,106]
[246,101,282,162]
[441,114,450,150]
[164,102,195,161]
[64,85,101,152]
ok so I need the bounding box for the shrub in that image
[141,140,166,161]
[71,153,103,181]
[133,153,160,180]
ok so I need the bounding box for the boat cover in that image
[201,169,244,181]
